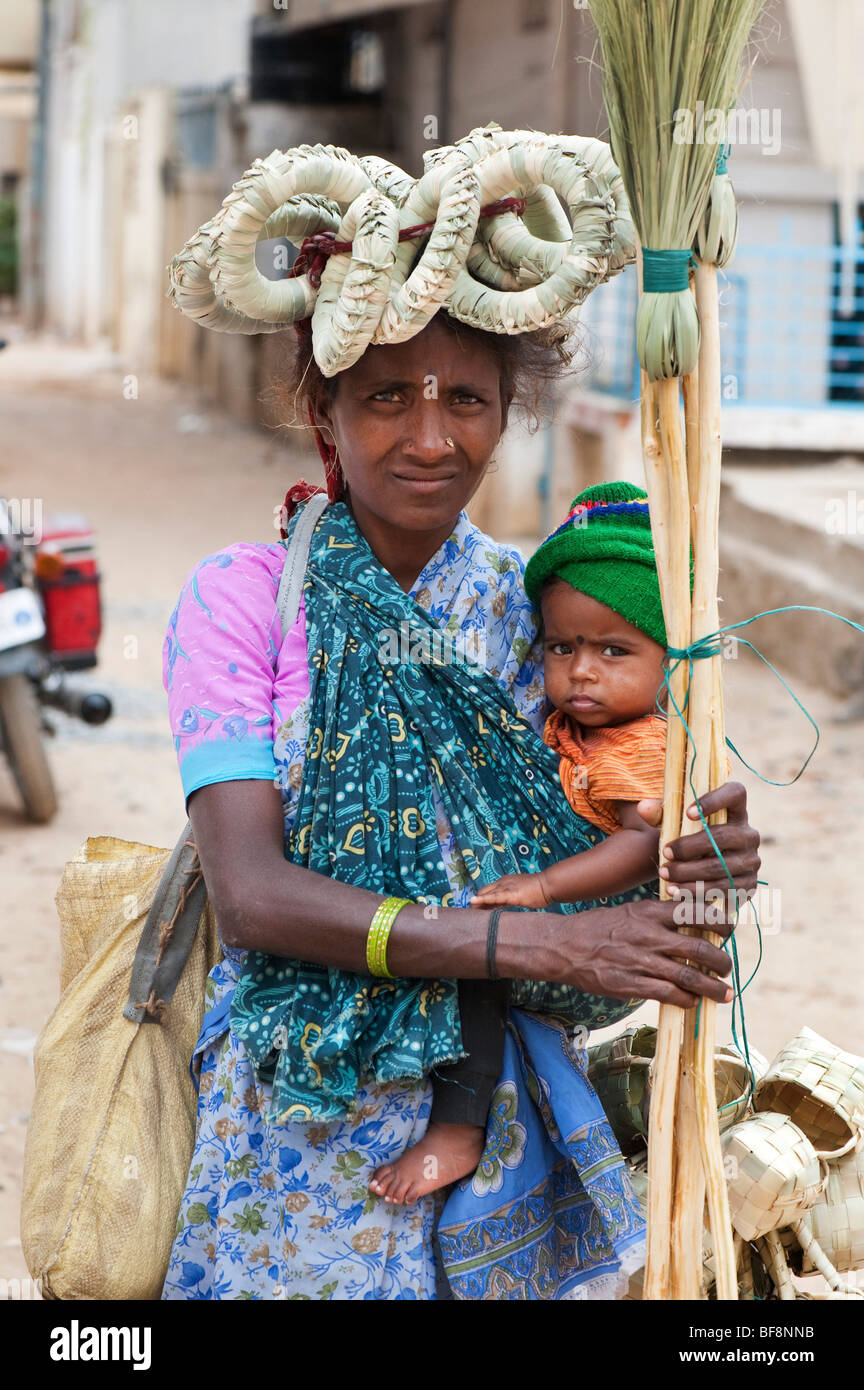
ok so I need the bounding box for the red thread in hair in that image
[279,399,345,536]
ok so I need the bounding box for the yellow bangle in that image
[366,897,412,978]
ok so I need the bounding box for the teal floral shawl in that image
[229,499,649,1121]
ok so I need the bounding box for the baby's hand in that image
[470,873,550,910]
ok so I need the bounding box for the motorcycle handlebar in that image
[40,685,113,725]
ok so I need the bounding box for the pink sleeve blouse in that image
[162,542,308,807]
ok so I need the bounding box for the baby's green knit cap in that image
[524,481,667,647]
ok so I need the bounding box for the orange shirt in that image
[543,709,668,836]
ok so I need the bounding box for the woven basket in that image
[588,1030,765,1155]
[780,1140,864,1275]
[755,1229,797,1300]
[715,1043,767,1132]
[755,1027,864,1159]
[587,1025,655,1156]
[722,1111,826,1242]
[791,1214,864,1296]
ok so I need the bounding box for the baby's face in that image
[540,582,667,727]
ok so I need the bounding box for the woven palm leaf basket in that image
[721,1111,825,1244]
[715,1044,768,1132]
[755,1026,864,1160]
[588,1031,766,1156]
[779,1139,864,1275]
[587,1025,655,1156]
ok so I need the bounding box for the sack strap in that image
[124,492,329,1025]
[276,488,328,634]
[122,831,208,1024]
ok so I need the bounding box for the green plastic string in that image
[695,898,763,1119]
[715,141,731,175]
[660,647,756,1079]
[660,602,864,1092]
[667,602,864,788]
[641,247,697,293]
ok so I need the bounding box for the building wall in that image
[0,0,39,65]
[0,85,34,180]
[40,0,255,349]
[716,6,859,409]
[449,0,566,139]
[243,0,862,533]
[31,0,863,478]
[390,4,445,169]
[393,0,579,173]
[0,0,38,307]
[95,0,254,97]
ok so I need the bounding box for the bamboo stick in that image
[589,2,769,1296]
[672,320,708,1299]
[655,380,692,846]
[643,378,693,1299]
[639,253,736,1302]
[682,361,701,542]
[638,246,684,1298]
[668,351,714,1296]
[659,377,710,1300]
[640,368,680,1299]
[673,306,716,1299]
[675,340,710,1296]
[640,377,672,596]
[689,262,737,1299]
[671,1029,707,1297]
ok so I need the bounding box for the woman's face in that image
[315,317,507,535]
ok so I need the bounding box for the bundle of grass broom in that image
[588,0,766,1300]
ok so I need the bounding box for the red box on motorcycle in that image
[33,517,103,670]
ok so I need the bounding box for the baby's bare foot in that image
[369,1122,485,1205]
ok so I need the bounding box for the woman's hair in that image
[270,309,588,450]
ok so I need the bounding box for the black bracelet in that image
[486,908,503,981]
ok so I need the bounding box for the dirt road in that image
[1,350,862,1291]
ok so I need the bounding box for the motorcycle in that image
[0,501,112,823]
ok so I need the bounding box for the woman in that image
[161,311,759,1300]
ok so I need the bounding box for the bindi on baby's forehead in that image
[540,583,647,648]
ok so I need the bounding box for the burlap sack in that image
[20,835,221,1300]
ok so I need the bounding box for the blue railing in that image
[580,238,864,410]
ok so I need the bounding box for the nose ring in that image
[445,437,455,449]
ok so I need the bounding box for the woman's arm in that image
[192,777,759,1009]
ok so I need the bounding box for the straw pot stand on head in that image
[166,129,637,365]
[588,0,767,1300]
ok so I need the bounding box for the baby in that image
[370,481,668,1206]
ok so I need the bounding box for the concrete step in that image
[718,521,864,703]
[720,482,864,597]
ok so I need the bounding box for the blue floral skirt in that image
[162,964,437,1300]
[162,963,644,1300]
